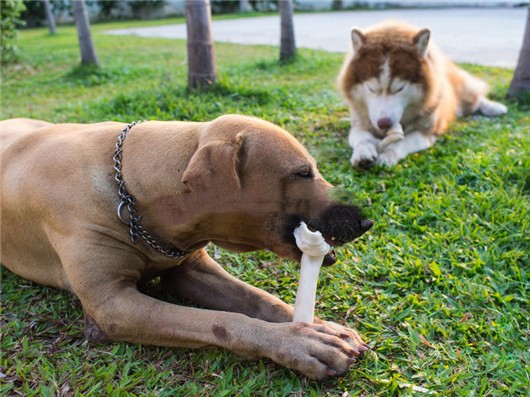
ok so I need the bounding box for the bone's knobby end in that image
[378,123,405,152]
[293,222,331,257]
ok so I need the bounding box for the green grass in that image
[1,19,529,397]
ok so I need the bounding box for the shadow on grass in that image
[506,93,530,111]
[89,80,275,121]
[63,64,149,87]
[194,81,273,105]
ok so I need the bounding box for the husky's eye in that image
[367,86,377,93]
[394,84,406,93]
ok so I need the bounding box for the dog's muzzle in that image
[283,204,373,266]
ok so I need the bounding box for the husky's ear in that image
[182,134,245,191]
[351,28,366,52]
[413,28,430,57]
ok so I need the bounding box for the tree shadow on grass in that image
[63,64,150,88]
[90,80,274,121]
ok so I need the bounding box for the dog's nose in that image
[360,219,374,232]
[309,204,373,244]
[377,117,393,130]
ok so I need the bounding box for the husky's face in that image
[340,25,432,133]
[361,60,423,132]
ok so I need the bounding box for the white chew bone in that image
[379,123,404,152]
[292,222,331,323]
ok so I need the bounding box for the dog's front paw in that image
[268,322,361,380]
[351,143,378,168]
[376,148,400,166]
[319,320,370,355]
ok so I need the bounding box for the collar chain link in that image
[113,121,190,259]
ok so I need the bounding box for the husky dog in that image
[338,21,507,167]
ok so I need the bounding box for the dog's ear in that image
[413,28,430,57]
[182,134,245,191]
[351,28,366,52]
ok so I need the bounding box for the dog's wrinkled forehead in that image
[244,127,316,172]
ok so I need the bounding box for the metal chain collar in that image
[113,121,190,259]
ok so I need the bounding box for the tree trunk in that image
[279,0,296,62]
[332,0,343,10]
[43,0,56,35]
[240,0,252,12]
[186,0,217,89]
[507,5,530,100]
[72,0,99,66]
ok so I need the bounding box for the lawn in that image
[1,18,529,397]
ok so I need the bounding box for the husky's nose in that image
[377,117,393,130]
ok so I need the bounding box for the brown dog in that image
[1,115,373,379]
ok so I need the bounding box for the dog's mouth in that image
[282,206,374,266]
[310,226,373,266]
[306,225,343,266]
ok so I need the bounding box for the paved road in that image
[105,8,527,68]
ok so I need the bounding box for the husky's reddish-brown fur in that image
[337,21,507,167]
[339,21,492,136]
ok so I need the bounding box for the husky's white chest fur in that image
[338,21,507,167]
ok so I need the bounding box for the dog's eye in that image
[293,169,314,180]
[394,85,405,93]
[367,86,377,93]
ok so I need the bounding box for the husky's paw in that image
[351,143,378,168]
[376,149,400,166]
[479,98,508,117]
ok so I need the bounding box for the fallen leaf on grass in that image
[419,334,433,347]
[378,379,437,394]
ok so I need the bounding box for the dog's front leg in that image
[161,249,369,355]
[376,131,436,166]
[160,249,293,323]
[348,128,380,168]
[61,245,359,379]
